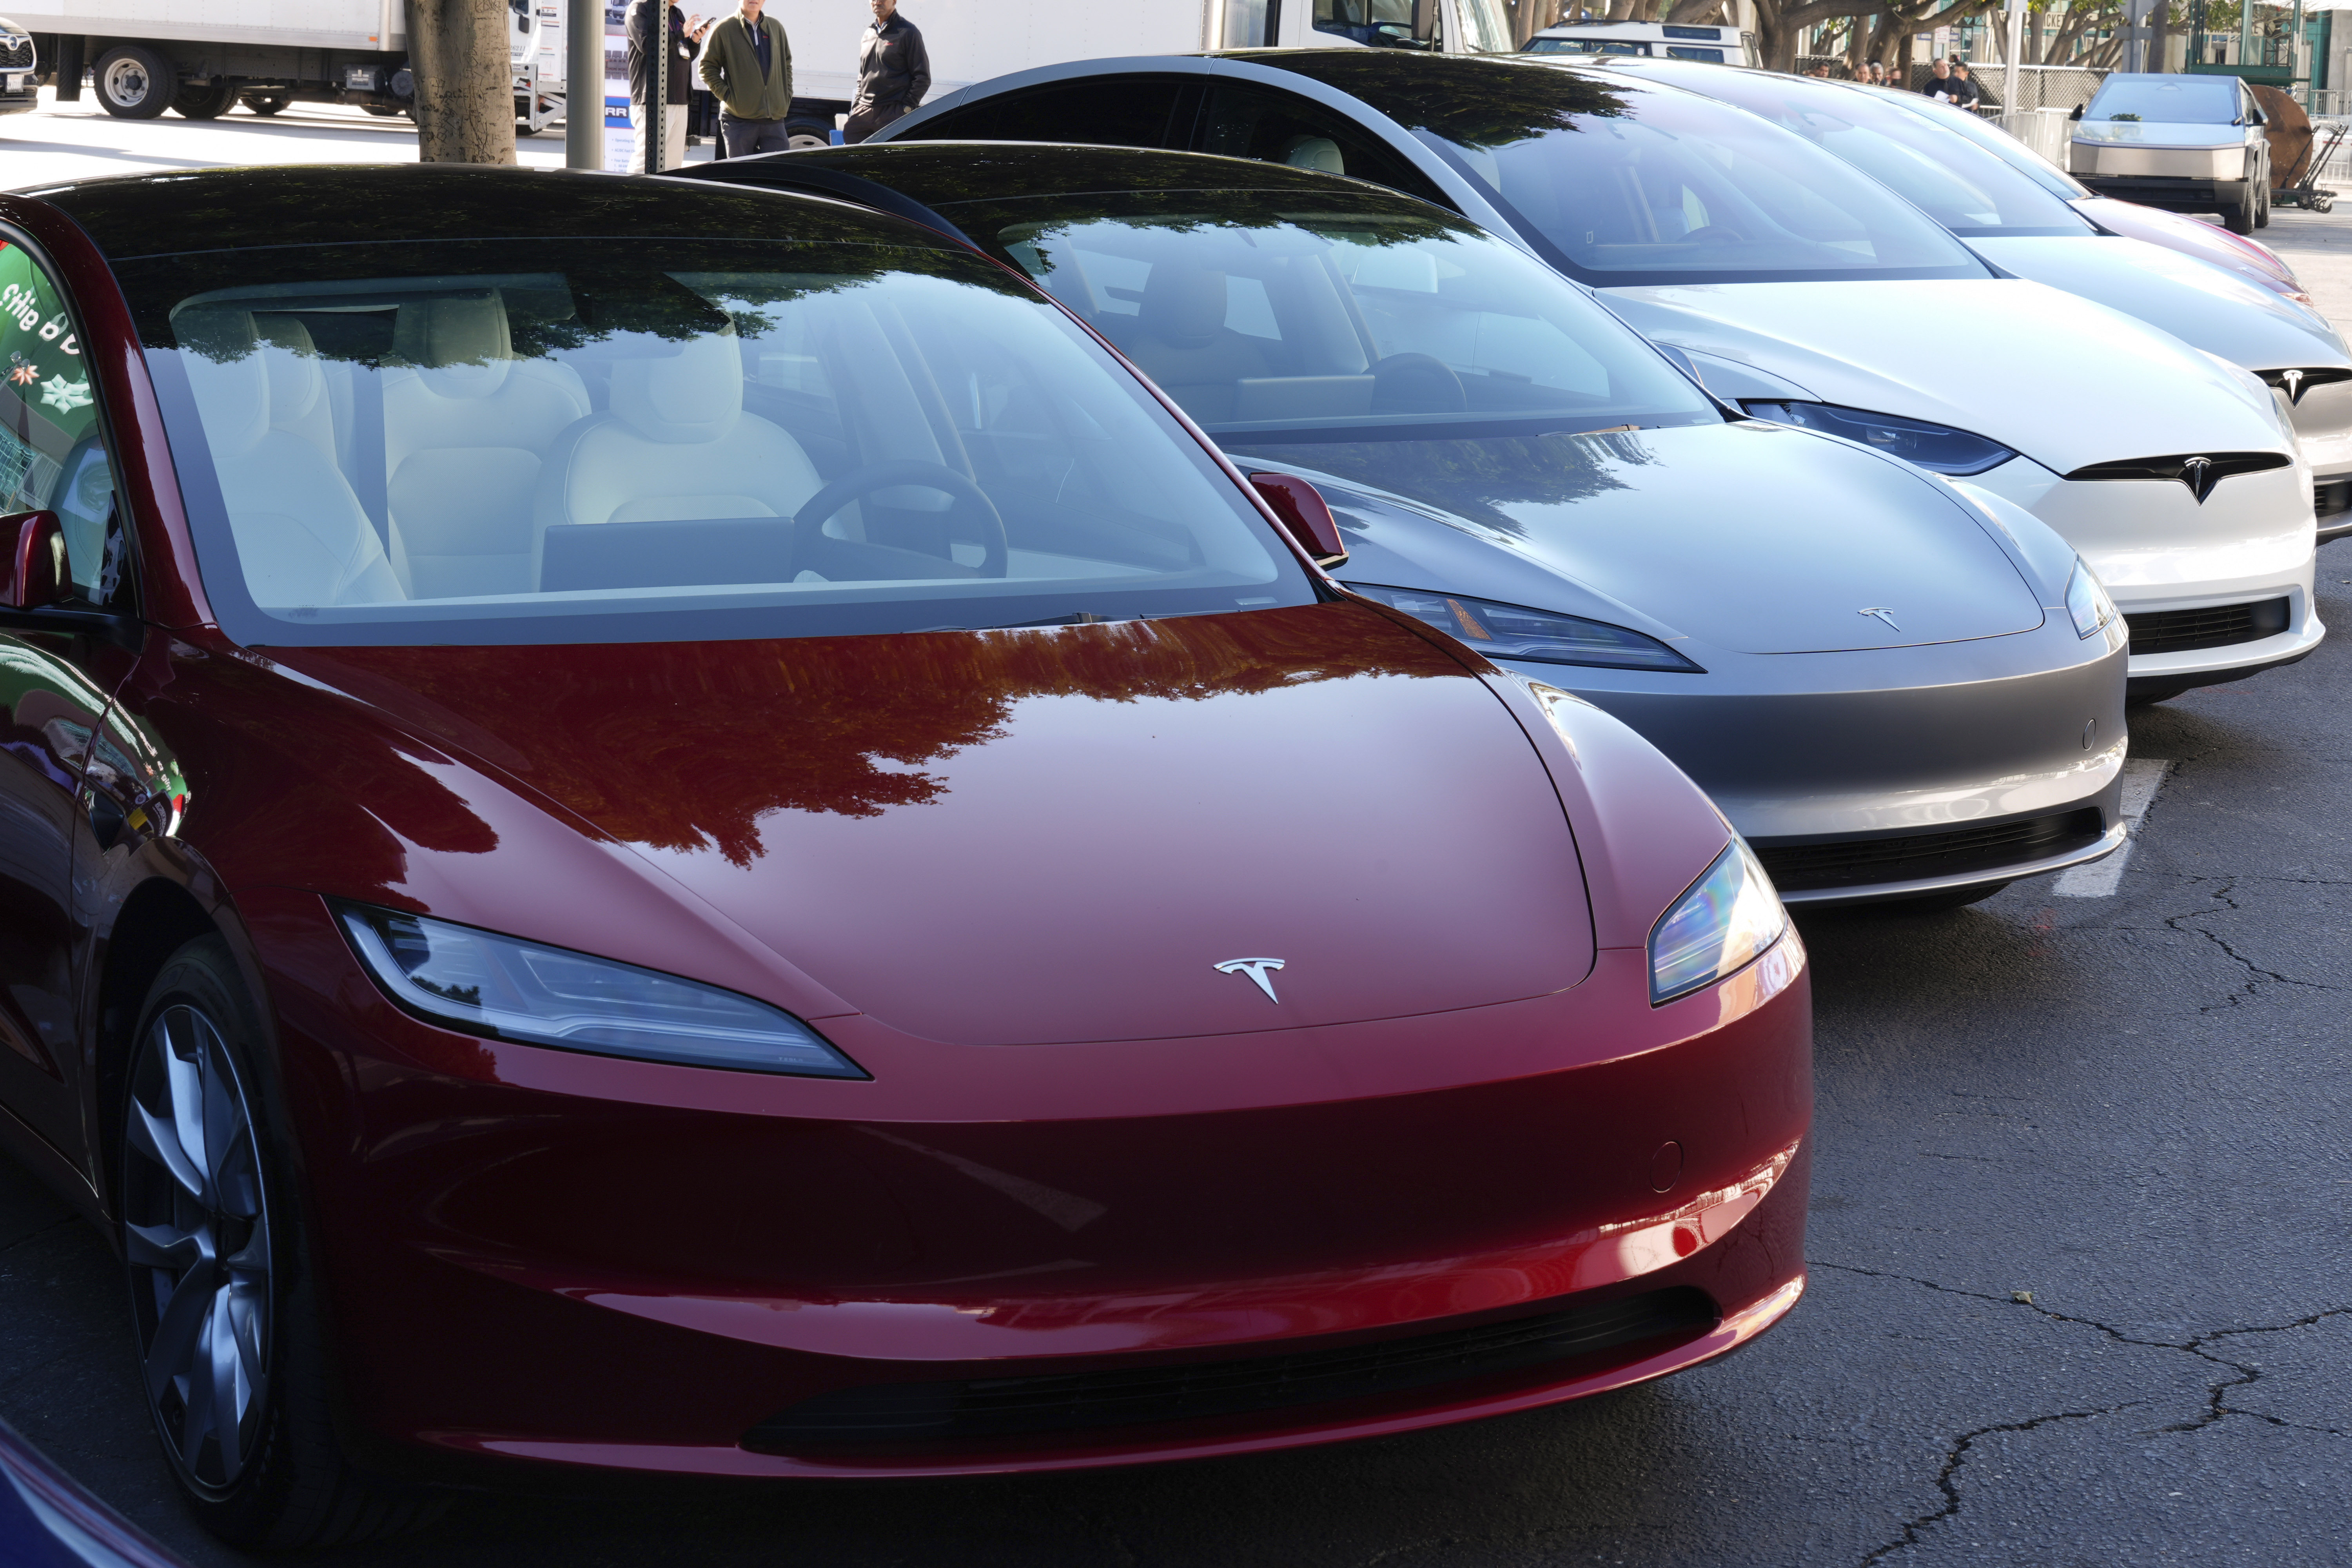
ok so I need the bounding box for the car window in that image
[962,191,1715,439]
[893,76,1194,151]
[1870,89,2093,199]
[1245,55,1983,285]
[1660,72,2091,235]
[117,238,1313,648]
[2082,75,2239,125]
[0,237,129,607]
[1196,84,1455,206]
[1314,0,1435,49]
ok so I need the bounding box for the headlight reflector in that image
[335,902,868,1078]
[1743,401,2016,476]
[2065,559,2118,639]
[1649,840,1787,1005]
[1348,583,1703,671]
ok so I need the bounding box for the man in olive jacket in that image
[700,0,793,156]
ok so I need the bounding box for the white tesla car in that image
[879,51,2323,701]
[1588,58,2352,551]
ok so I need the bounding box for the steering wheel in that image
[790,461,1009,581]
[1682,226,1748,247]
[1369,352,1468,416]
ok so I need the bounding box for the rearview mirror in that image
[2069,103,2083,121]
[0,511,66,611]
[1246,473,1348,571]
[1412,0,1439,43]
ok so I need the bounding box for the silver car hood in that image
[1597,278,2292,475]
[1966,235,2350,374]
[1221,421,2049,657]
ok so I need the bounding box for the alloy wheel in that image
[123,1004,273,1494]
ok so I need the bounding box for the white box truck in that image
[775,0,1519,143]
[11,0,562,130]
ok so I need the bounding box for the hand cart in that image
[2275,118,2346,212]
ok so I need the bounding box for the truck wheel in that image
[2256,179,2272,227]
[2222,198,2255,235]
[241,92,290,116]
[94,44,175,119]
[172,80,238,119]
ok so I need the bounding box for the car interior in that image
[161,264,1272,613]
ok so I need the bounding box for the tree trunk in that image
[405,0,516,165]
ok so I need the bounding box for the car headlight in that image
[335,902,868,1078]
[1348,583,1703,671]
[1742,401,2016,476]
[2064,559,2117,639]
[1649,840,1787,1005]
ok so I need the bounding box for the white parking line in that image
[2052,757,2174,898]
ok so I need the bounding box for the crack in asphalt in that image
[2136,878,2348,1012]
[1812,1264,2352,1563]
[1856,1404,2127,1567]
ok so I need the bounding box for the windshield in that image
[1870,87,2093,199]
[2083,74,2240,126]
[1643,69,2091,235]
[945,192,1715,441]
[120,238,1311,648]
[1450,0,1517,54]
[1255,55,1987,285]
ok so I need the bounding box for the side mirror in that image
[1411,0,1439,43]
[0,511,67,610]
[1247,472,1348,571]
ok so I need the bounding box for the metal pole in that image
[2005,0,2024,110]
[2292,0,2307,99]
[650,0,665,172]
[566,0,600,167]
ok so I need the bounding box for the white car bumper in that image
[1969,455,2323,684]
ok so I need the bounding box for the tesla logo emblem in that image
[1859,606,1901,632]
[1214,957,1286,1003]
[2281,369,2305,403]
[2179,456,2220,503]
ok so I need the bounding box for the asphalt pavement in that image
[1,107,2348,1566]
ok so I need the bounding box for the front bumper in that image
[1508,618,2128,904]
[247,889,1811,1481]
[2075,174,2252,212]
[1970,454,2322,681]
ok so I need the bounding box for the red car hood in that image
[281,604,1595,1047]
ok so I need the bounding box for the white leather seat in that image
[384,294,591,599]
[179,313,404,608]
[532,329,822,586]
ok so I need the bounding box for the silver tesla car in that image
[685,145,2129,910]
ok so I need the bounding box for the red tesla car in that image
[0,166,1809,1548]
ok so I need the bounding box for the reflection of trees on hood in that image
[1251,54,1631,147]
[1225,432,1657,539]
[301,606,1446,867]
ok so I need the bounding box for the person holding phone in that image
[627,0,709,172]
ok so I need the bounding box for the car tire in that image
[241,92,290,116]
[2256,178,2272,227]
[171,80,238,119]
[1877,882,2008,914]
[2222,196,2256,234]
[120,937,445,1550]
[94,44,176,119]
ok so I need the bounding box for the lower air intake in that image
[2125,597,2290,657]
[1756,807,2106,893]
[2316,480,2351,524]
[743,1287,1718,1452]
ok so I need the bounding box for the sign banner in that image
[603,0,632,172]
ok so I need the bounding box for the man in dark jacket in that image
[843,0,928,144]
[627,0,708,172]
[1944,60,1983,108]
[701,0,794,156]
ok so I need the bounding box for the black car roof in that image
[25,164,951,262]
[700,141,1425,214]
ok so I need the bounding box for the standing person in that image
[1922,57,1955,98]
[701,0,794,158]
[1945,59,1982,108]
[843,0,929,144]
[627,0,708,174]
